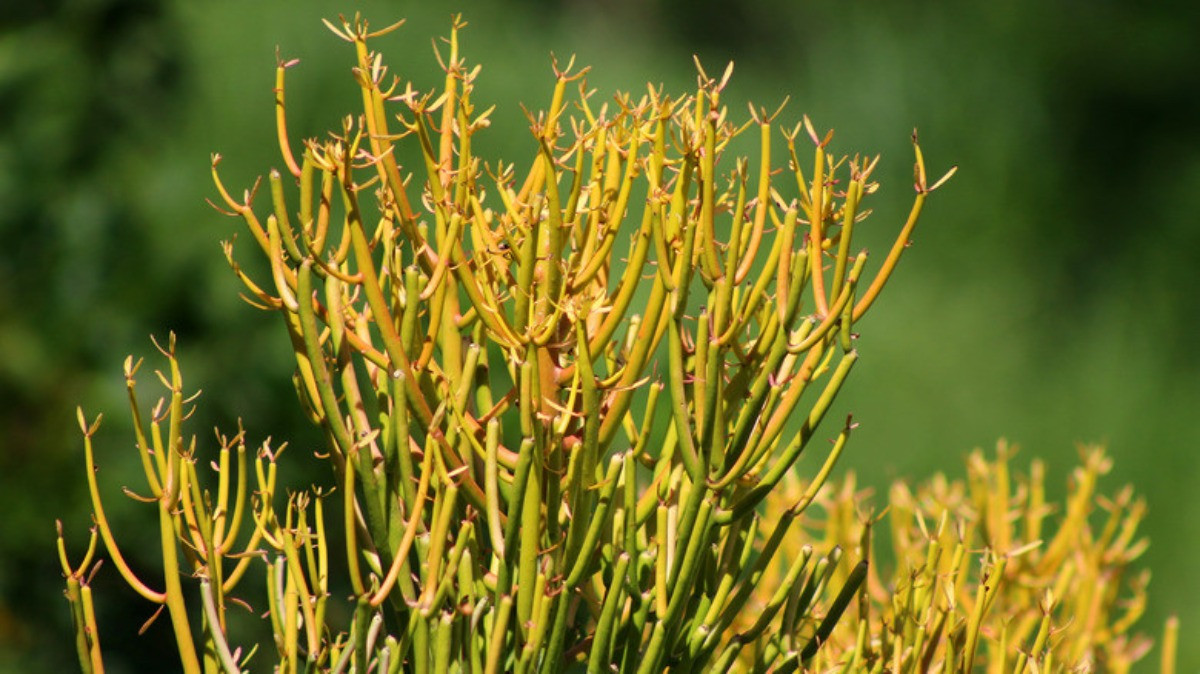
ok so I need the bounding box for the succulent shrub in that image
[754,444,1179,673]
[59,13,956,673]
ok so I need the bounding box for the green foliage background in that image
[2,0,1196,671]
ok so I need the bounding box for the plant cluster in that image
[56,14,1175,674]
[753,443,1178,673]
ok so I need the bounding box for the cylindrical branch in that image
[72,336,305,674]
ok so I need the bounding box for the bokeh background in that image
[3,0,1197,671]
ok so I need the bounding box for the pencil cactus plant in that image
[751,444,1177,673]
[60,14,956,673]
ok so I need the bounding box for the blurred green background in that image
[2,0,1196,671]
